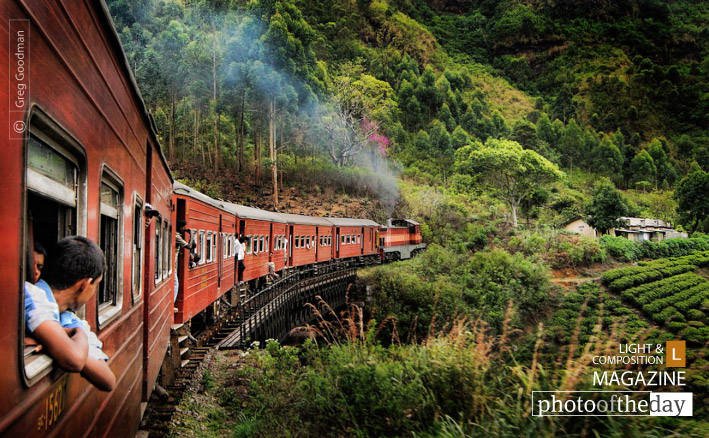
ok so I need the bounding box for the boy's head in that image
[42,236,106,303]
[33,241,47,283]
[177,219,187,232]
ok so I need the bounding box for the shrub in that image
[600,235,643,261]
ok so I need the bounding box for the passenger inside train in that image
[24,236,116,391]
[32,241,46,284]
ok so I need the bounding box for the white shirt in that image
[236,239,245,261]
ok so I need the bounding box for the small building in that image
[559,216,688,241]
[560,216,598,238]
[612,217,688,242]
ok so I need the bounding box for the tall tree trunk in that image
[510,202,519,228]
[212,30,220,171]
[254,121,262,182]
[169,92,176,161]
[269,99,278,209]
[237,90,245,172]
[214,111,220,171]
[193,106,199,160]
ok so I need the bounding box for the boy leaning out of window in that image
[24,236,116,391]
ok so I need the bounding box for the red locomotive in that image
[0,1,425,437]
[380,219,426,261]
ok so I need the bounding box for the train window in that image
[246,235,252,254]
[357,235,361,244]
[98,173,124,326]
[199,230,206,264]
[154,219,162,282]
[169,224,173,273]
[265,236,269,252]
[24,125,83,383]
[132,198,143,303]
[163,222,170,277]
[206,232,213,263]
[259,235,264,253]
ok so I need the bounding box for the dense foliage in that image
[108,0,709,231]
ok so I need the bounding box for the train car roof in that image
[325,217,382,227]
[276,212,334,226]
[388,219,420,227]
[173,182,231,212]
[97,0,172,182]
[222,202,288,223]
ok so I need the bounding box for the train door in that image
[218,215,223,288]
[238,220,245,282]
[335,227,340,259]
[176,198,187,301]
[269,223,273,263]
[315,227,319,261]
[361,227,365,255]
[288,225,294,265]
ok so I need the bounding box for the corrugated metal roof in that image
[325,217,381,227]
[222,202,287,223]
[173,182,230,211]
[621,217,671,228]
[276,212,333,226]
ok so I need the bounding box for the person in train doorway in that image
[23,236,116,391]
[33,241,47,284]
[236,235,246,286]
[174,220,194,304]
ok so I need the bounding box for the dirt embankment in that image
[171,161,390,220]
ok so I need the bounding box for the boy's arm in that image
[31,321,88,372]
[80,357,116,391]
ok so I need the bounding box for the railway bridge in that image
[215,259,366,349]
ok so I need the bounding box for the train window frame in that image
[154,218,163,283]
[246,235,252,254]
[168,223,173,274]
[265,236,270,252]
[97,168,124,328]
[22,114,88,386]
[205,231,213,263]
[162,221,170,278]
[132,195,144,304]
[189,229,200,269]
[199,230,206,265]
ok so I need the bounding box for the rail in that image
[216,258,371,349]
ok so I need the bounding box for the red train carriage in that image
[277,213,333,268]
[326,218,381,259]
[173,182,234,324]
[380,219,426,261]
[224,203,288,282]
[0,1,174,437]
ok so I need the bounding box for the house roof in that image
[621,217,671,228]
[559,215,588,228]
